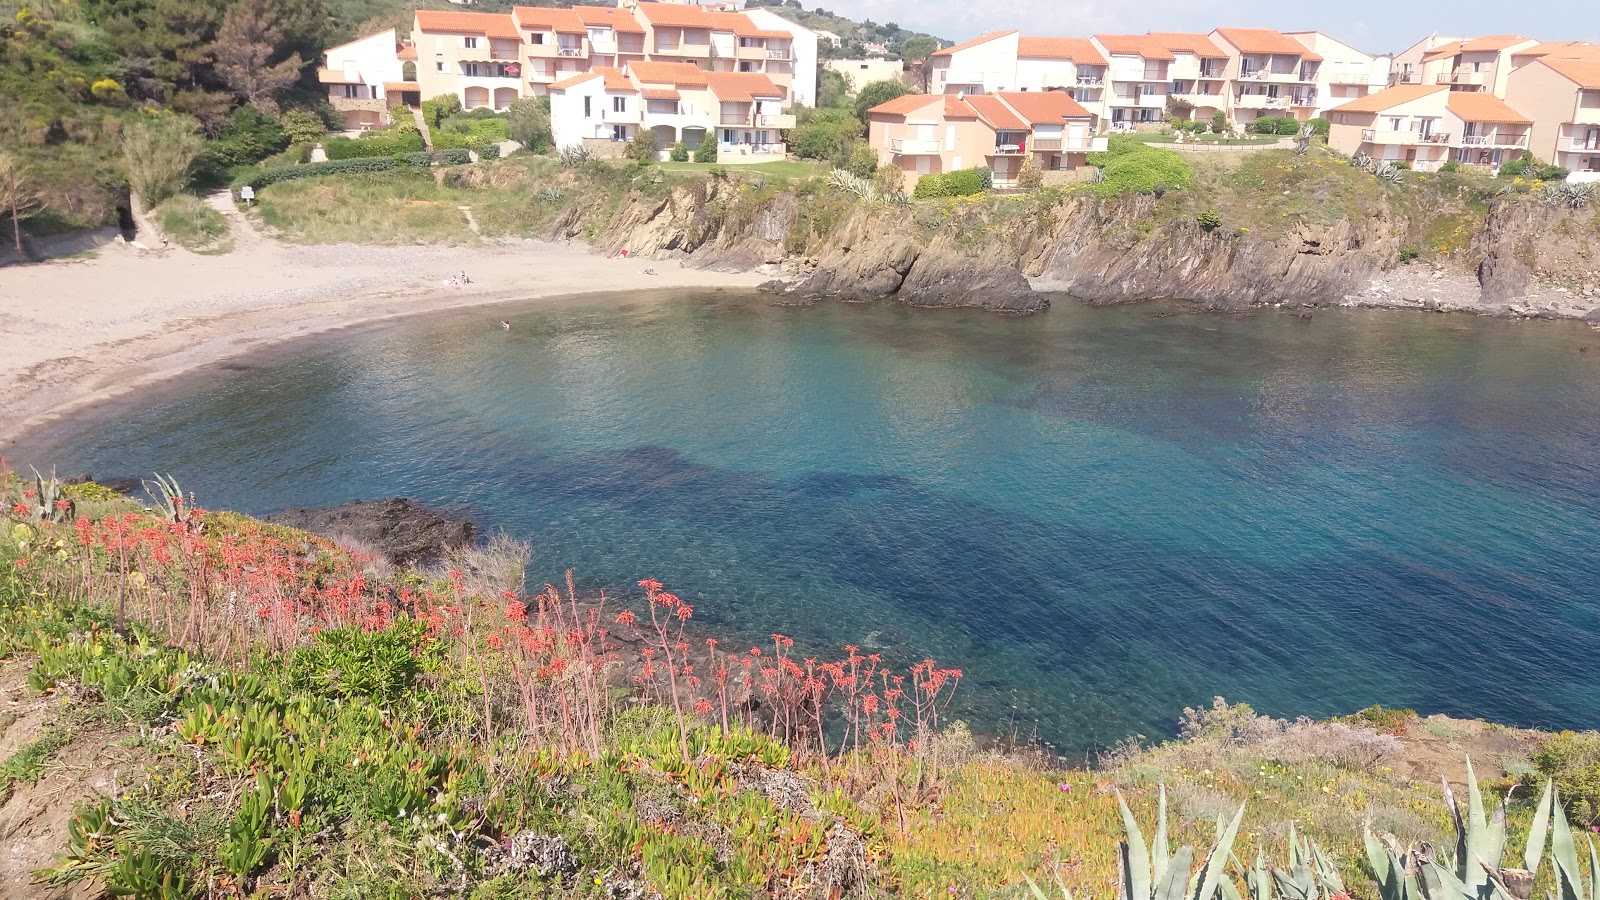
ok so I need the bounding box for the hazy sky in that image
[812,0,1600,56]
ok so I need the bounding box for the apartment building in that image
[320,29,417,130]
[866,91,1104,185]
[1209,28,1322,128]
[1415,35,1538,95]
[1014,37,1107,114]
[1090,35,1173,129]
[1505,55,1600,179]
[400,2,813,111]
[1147,33,1228,124]
[825,58,907,92]
[1389,35,1466,86]
[549,62,791,161]
[1327,83,1533,172]
[1285,31,1389,118]
[930,31,1022,95]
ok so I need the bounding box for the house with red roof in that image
[1208,28,1324,128]
[866,91,1102,188]
[320,29,417,130]
[1327,83,1535,172]
[1505,52,1600,179]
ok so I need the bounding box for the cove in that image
[17,294,1600,753]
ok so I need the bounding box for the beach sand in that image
[0,233,769,450]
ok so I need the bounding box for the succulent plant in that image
[1117,784,1246,900]
[1374,162,1404,183]
[142,473,197,530]
[826,168,874,200]
[1541,181,1595,209]
[1351,151,1373,169]
[26,466,71,524]
[1549,784,1599,900]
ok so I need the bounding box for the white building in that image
[319,29,416,130]
[744,6,819,106]
[930,30,1021,95]
[1287,31,1391,118]
[824,58,906,91]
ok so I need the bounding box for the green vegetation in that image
[1532,731,1600,828]
[1250,116,1306,136]
[913,168,988,199]
[506,97,552,153]
[742,0,943,59]
[0,728,71,790]
[854,79,912,127]
[153,194,230,251]
[1087,139,1196,198]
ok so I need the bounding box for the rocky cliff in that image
[575,172,1600,319]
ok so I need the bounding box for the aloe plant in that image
[1117,784,1247,900]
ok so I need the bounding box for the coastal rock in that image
[898,237,1043,313]
[795,222,922,301]
[266,498,475,567]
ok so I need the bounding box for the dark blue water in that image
[18,294,1600,751]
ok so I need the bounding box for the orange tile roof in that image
[1541,56,1600,89]
[1511,41,1591,58]
[1422,35,1533,61]
[573,6,645,34]
[1147,31,1227,59]
[931,31,1017,58]
[1445,92,1531,124]
[642,88,681,101]
[995,90,1092,124]
[1017,37,1106,66]
[512,7,587,34]
[941,95,978,119]
[962,94,1028,130]
[396,42,417,61]
[703,71,782,102]
[867,93,944,116]
[596,66,634,91]
[415,10,519,40]
[383,81,420,93]
[549,71,599,90]
[627,60,708,87]
[1328,83,1445,114]
[1094,34,1176,61]
[1213,28,1321,61]
[317,68,360,84]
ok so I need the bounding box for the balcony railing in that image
[1460,134,1528,148]
[589,41,617,55]
[889,138,941,155]
[1438,71,1486,86]
[558,47,582,57]
[1389,71,1422,85]
[1076,75,1103,85]
[1241,69,1269,80]
[1199,67,1225,79]
[767,48,789,59]
[720,114,748,125]
[992,143,1026,155]
[1361,129,1450,145]
[1569,138,1600,151]
[756,113,795,128]
[1328,72,1371,85]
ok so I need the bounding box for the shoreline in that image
[0,235,770,451]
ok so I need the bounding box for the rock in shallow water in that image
[266,498,475,567]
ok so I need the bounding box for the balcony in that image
[1234,94,1290,110]
[991,143,1026,155]
[1568,137,1600,151]
[890,138,942,155]
[1198,67,1226,79]
[1438,71,1486,86]
[1361,129,1450,145]
[1075,75,1103,85]
[590,40,617,55]
[1458,133,1528,148]
[558,47,583,57]
[756,113,795,128]
[1169,92,1222,105]
[1240,69,1270,81]
[1389,71,1422,85]
[767,48,790,59]
[720,113,749,125]
[603,109,641,124]
[330,96,387,112]
[1328,72,1372,85]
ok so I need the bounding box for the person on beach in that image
[500,320,510,331]
[460,271,472,284]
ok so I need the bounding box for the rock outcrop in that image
[267,498,475,567]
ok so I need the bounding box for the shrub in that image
[1086,138,1194,197]
[506,97,553,152]
[154,194,228,251]
[1398,244,1421,262]
[1439,161,1461,173]
[975,166,993,190]
[1538,164,1570,180]
[123,113,206,208]
[473,142,501,161]
[912,172,952,199]
[1275,116,1302,136]
[1210,112,1227,134]
[434,148,471,165]
[208,105,290,168]
[1531,730,1600,827]
[846,142,878,178]
[280,109,326,147]
[1306,117,1330,137]
[426,93,462,125]
[1340,704,1416,736]
[286,618,440,704]
[853,79,912,126]
[1016,158,1042,192]
[234,156,403,196]
[789,106,864,161]
[323,131,425,160]
[400,152,432,168]
[693,137,718,163]
[669,140,689,162]
[1196,210,1221,231]
[1250,117,1276,135]
[1392,160,1411,170]
[872,164,904,196]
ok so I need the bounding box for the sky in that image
[809,0,1600,56]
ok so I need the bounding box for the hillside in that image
[1,471,1596,899]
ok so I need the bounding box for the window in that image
[530,33,544,45]
[1338,114,1347,124]
[583,96,592,118]
[612,96,627,113]
[436,61,445,72]
[462,63,480,77]
[612,124,628,140]
[1141,83,1158,95]
[464,37,479,49]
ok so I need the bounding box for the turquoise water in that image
[18,294,1600,752]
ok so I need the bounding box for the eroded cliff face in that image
[577,180,1600,318]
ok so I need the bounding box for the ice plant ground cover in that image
[0,467,1592,898]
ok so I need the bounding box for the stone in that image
[266,498,475,567]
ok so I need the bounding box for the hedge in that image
[474,143,501,161]
[911,167,989,199]
[323,132,426,160]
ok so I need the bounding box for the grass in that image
[1127,133,1283,145]
[0,727,71,790]
[656,159,823,180]
[153,195,231,253]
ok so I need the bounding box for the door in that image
[1586,127,1600,150]
[916,156,931,175]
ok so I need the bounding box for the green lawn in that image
[1127,132,1285,145]
[656,159,823,179]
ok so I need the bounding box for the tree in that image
[625,126,657,161]
[214,0,309,112]
[506,97,553,151]
[122,114,205,209]
[818,70,849,109]
[0,153,42,257]
[898,35,937,92]
[853,79,911,127]
[693,136,717,163]
[787,106,862,160]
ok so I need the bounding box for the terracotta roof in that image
[995,90,1092,124]
[1541,56,1600,89]
[1213,28,1321,61]
[512,7,587,35]
[1510,41,1587,58]
[961,94,1028,130]
[383,81,420,93]
[549,71,601,90]
[1147,32,1227,59]
[931,31,1017,58]
[595,66,634,91]
[573,6,645,34]
[317,68,361,84]
[1422,35,1534,62]
[867,93,943,116]
[703,71,782,102]
[1094,34,1176,61]
[941,96,978,119]
[1016,37,1106,66]
[1327,83,1445,114]
[414,10,519,40]
[1445,92,1531,124]
[396,42,417,61]
[642,88,681,101]
[627,60,708,88]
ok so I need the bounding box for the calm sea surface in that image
[19,294,1600,751]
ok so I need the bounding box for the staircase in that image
[411,106,435,151]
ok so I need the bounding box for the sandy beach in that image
[0,232,768,450]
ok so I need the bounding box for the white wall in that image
[824,58,904,91]
[933,32,1021,94]
[746,8,817,107]
[327,29,405,100]
[552,77,620,148]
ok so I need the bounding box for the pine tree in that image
[214,0,309,112]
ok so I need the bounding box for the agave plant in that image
[1541,181,1596,209]
[1218,823,1343,900]
[535,186,564,203]
[1116,784,1247,900]
[26,466,71,524]
[1351,151,1374,169]
[826,168,874,200]
[1549,784,1599,900]
[143,473,197,530]
[1374,162,1404,183]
